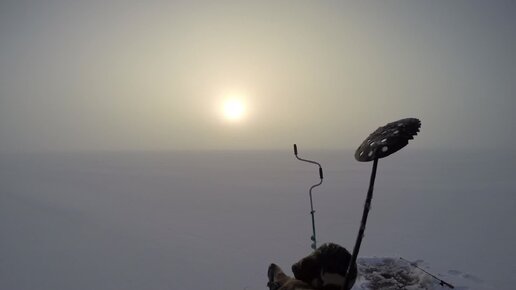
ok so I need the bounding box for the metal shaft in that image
[294,144,323,250]
[342,158,378,290]
[309,178,322,249]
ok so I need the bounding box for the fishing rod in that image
[400,257,455,289]
[293,144,323,250]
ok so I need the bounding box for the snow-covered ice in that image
[0,150,514,290]
[353,257,487,290]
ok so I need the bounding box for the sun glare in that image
[222,99,246,122]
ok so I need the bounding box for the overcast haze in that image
[1,0,515,152]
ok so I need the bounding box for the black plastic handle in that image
[319,167,323,179]
[293,144,298,155]
[441,281,455,289]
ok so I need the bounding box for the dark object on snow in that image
[268,263,315,290]
[343,118,421,290]
[293,144,324,250]
[292,243,357,290]
[355,118,421,162]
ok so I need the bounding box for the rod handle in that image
[441,281,455,289]
[319,167,323,179]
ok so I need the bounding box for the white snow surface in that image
[0,150,514,290]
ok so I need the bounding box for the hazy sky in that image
[1,0,514,152]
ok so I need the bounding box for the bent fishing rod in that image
[400,257,455,289]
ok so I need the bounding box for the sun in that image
[222,98,246,122]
